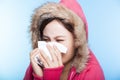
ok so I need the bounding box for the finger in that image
[30,48,43,66]
[46,44,57,62]
[29,48,44,77]
[30,48,39,58]
[30,49,42,67]
[39,49,49,68]
[30,48,39,61]
[30,49,47,68]
[39,48,51,68]
[36,57,44,68]
[53,44,63,66]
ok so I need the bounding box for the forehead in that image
[43,20,71,37]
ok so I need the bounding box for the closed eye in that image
[56,39,64,42]
[42,38,50,42]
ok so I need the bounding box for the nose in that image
[49,39,56,43]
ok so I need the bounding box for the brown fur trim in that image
[30,2,89,72]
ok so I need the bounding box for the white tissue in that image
[36,41,67,61]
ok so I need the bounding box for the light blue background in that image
[0,0,120,80]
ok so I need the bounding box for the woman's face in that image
[42,20,75,64]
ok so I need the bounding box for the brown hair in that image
[37,16,74,41]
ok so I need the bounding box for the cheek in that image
[61,34,75,63]
[62,47,74,64]
[66,39,75,54]
[62,41,75,64]
[66,45,74,56]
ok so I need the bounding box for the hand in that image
[39,44,63,68]
[30,48,43,77]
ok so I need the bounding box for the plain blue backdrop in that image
[0,0,120,80]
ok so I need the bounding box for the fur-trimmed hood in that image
[30,0,89,72]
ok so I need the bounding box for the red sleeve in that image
[30,66,64,80]
[24,64,34,80]
[24,63,64,80]
[43,66,64,80]
[33,73,43,80]
[23,63,43,80]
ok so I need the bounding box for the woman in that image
[24,0,105,80]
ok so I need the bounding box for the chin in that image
[62,58,67,64]
[62,54,73,65]
[62,58,70,65]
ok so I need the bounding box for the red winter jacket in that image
[24,0,104,80]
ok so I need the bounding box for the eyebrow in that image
[42,35,49,38]
[43,35,65,38]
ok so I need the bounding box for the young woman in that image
[24,0,105,80]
